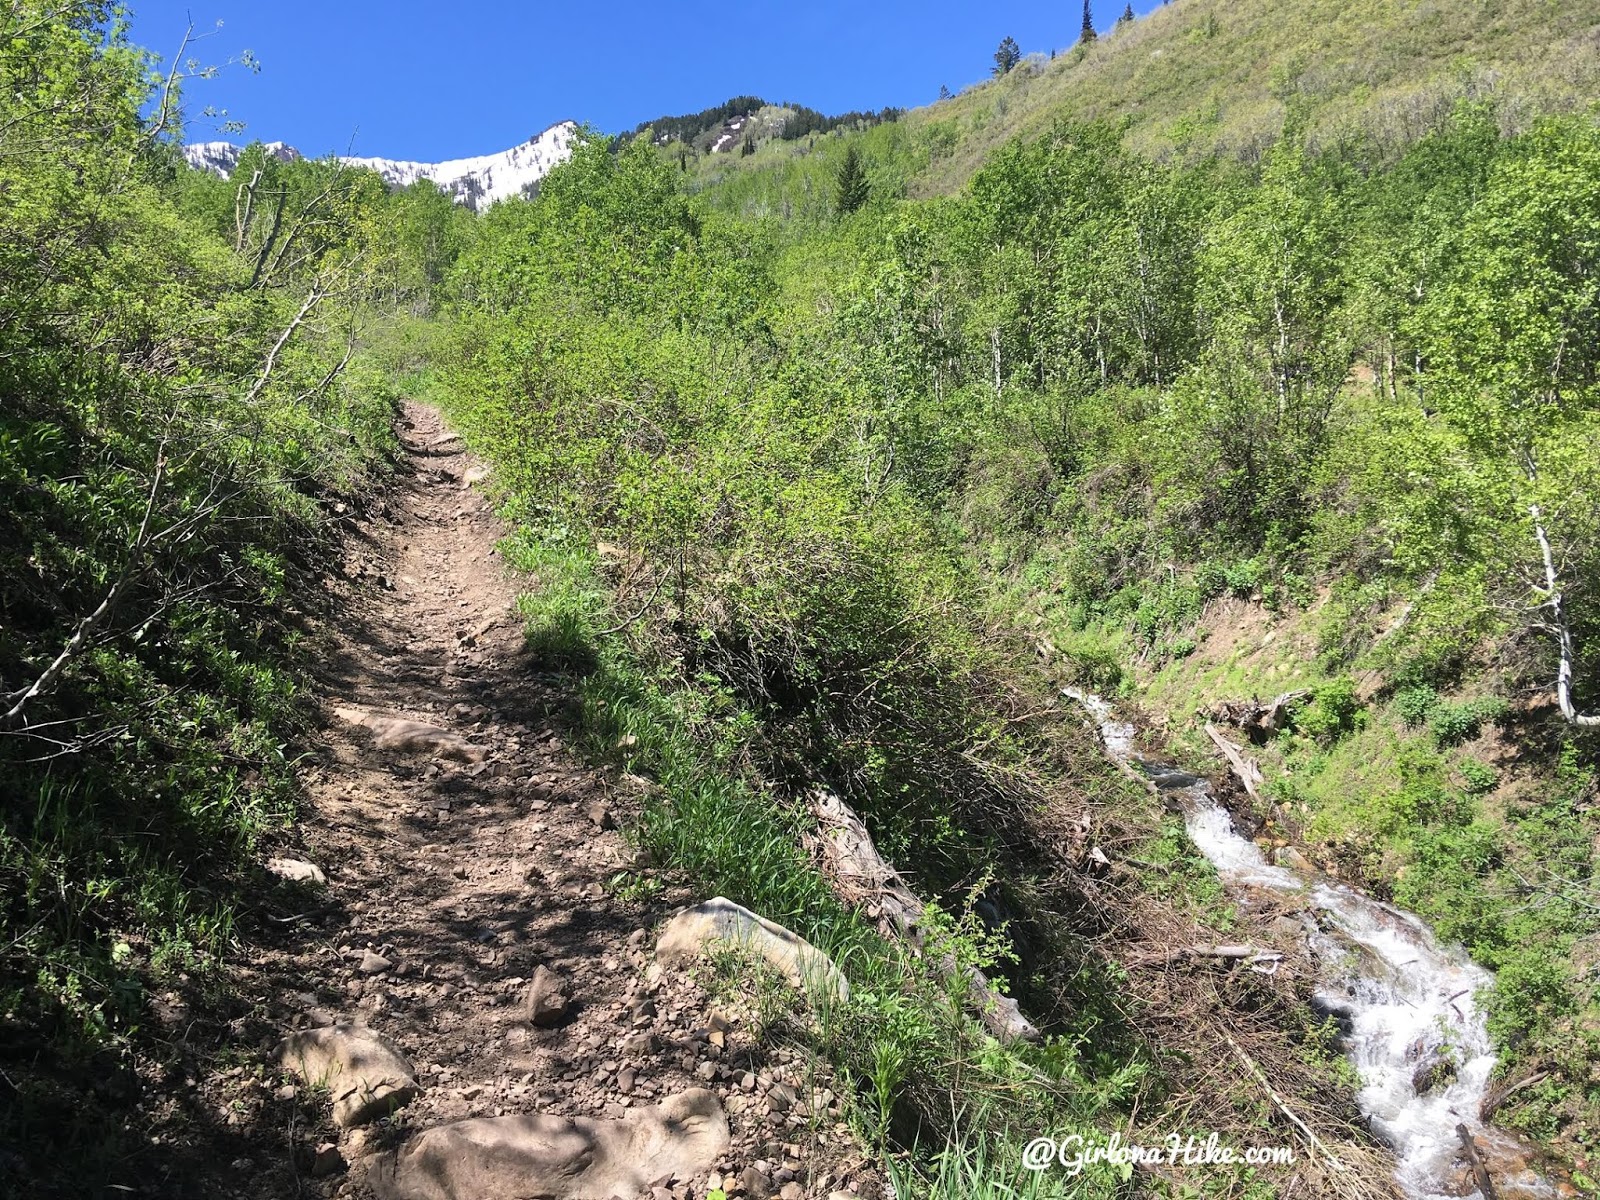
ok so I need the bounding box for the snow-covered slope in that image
[184,140,301,174]
[182,122,578,211]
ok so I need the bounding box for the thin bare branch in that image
[2,443,168,729]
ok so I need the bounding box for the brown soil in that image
[151,403,878,1199]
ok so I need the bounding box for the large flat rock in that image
[276,1024,420,1128]
[656,897,849,1003]
[370,1088,729,1200]
[333,706,486,764]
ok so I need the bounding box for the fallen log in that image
[1208,690,1310,742]
[1455,1124,1499,1200]
[806,789,1040,1043]
[1206,723,1264,800]
[1125,943,1284,973]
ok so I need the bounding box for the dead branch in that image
[291,319,358,407]
[1479,1070,1549,1123]
[1125,943,1284,973]
[1530,504,1600,727]
[248,186,291,289]
[1455,1124,1499,1200]
[1222,1030,1346,1171]
[243,284,326,407]
[1208,690,1310,741]
[806,789,1040,1043]
[1206,722,1264,800]
[135,21,194,154]
[255,176,348,289]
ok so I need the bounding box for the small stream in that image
[1065,689,1556,1200]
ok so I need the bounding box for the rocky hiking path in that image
[189,403,880,1200]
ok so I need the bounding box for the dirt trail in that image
[187,403,876,1200]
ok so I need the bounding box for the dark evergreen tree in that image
[1117,4,1134,29]
[939,83,952,101]
[833,143,869,216]
[993,35,1022,75]
[1080,0,1097,42]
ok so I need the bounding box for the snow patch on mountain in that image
[182,122,578,211]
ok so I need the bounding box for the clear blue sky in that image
[127,1,1160,161]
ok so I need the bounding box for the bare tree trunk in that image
[1531,504,1600,727]
[235,169,263,252]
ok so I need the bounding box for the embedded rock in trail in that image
[522,964,572,1027]
[370,1088,730,1200]
[656,898,849,1002]
[266,856,326,885]
[333,706,487,763]
[275,1024,420,1128]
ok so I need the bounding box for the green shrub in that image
[1293,676,1364,744]
[1428,696,1507,748]
[1458,758,1499,794]
[1484,947,1576,1048]
[1395,684,1439,727]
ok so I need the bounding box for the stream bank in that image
[1065,689,1562,1200]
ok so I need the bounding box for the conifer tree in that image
[993,36,1022,75]
[834,143,869,216]
[1117,4,1134,29]
[1080,0,1097,43]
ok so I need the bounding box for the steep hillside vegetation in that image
[909,0,1600,186]
[0,3,473,1185]
[685,0,1600,219]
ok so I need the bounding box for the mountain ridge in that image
[183,120,578,211]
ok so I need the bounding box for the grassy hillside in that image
[910,0,1600,187]
[680,0,1600,222]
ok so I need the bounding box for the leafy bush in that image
[0,0,421,1106]
[1428,696,1507,748]
[1396,685,1440,727]
[1293,676,1364,744]
[1458,758,1499,794]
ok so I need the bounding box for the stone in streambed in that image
[1411,1051,1459,1096]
